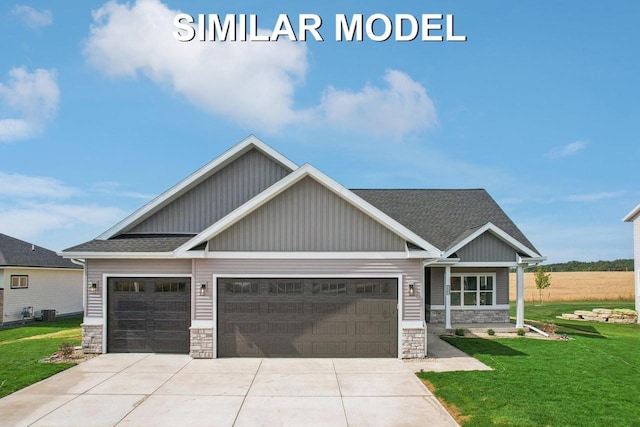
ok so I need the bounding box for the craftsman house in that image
[62,136,544,358]
[1,233,83,325]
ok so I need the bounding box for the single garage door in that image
[217,278,398,357]
[108,277,191,353]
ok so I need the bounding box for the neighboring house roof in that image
[623,203,640,222]
[63,234,195,253]
[353,189,538,254]
[0,233,80,269]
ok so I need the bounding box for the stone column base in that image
[81,324,103,354]
[401,327,426,359]
[190,327,214,358]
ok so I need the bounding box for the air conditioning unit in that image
[21,306,34,319]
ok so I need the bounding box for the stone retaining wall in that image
[559,308,638,323]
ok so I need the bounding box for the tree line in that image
[524,259,634,273]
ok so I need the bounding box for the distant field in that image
[508,271,634,302]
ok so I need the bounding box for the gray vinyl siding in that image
[455,232,517,263]
[428,267,509,306]
[193,258,421,321]
[126,148,290,234]
[209,177,406,252]
[85,259,192,318]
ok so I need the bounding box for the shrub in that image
[487,329,495,336]
[454,328,465,337]
[58,342,74,357]
[517,328,526,337]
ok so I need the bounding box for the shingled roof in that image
[63,234,196,253]
[352,189,537,252]
[0,233,80,269]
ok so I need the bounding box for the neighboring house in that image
[623,204,640,322]
[62,136,544,359]
[0,233,83,325]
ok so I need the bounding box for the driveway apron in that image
[0,354,459,427]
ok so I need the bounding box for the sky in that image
[0,0,638,263]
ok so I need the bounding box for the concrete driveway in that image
[0,354,458,427]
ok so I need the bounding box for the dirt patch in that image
[41,348,98,364]
[1,329,81,346]
[419,378,471,425]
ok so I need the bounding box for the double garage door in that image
[107,276,398,357]
[107,277,191,353]
[217,278,398,358]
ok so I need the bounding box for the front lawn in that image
[0,317,82,398]
[418,301,640,426]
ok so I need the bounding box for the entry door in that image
[107,277,191,353]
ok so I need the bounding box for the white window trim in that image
[450,272,497,307]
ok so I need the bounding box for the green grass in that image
[0,317,82,398]
[418,301,640,426]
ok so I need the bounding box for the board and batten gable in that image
[193,258,423,322]
[209,177,406,252]
[125,148,291,235]
[85,259,192,318]
[1,267,82,323]
[455,231,518,263]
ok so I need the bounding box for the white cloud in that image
[547,140,588,159]
[91,181,155,200]
[11,5,53,29]
[0,67,60,142]
[0,172,80,198]
[84,0,308,133]
[0,203,124,239]
[315,70,438,138]
[84,0,436,138]
[568,191,625,202]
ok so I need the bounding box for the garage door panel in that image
[108,277,191,354]
[217,278,398,358]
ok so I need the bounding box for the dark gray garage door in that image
[108,277,191,353]
[217,278,398,357]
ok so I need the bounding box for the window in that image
[11,275,28,289]
[114,281,145,292]
[312,282,347,294]
[223,280,259,294]
[450,274,495,307]
[269,281,303,294]
[154,281,186,292]
[356,280,391,294]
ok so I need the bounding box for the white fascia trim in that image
[81,317,104,325]
[444,222,541,259]
[191,320,214,328]
[401,320,425,328]
[201,251,411,259]
[428,304,510,310]
[623,203,640,222]
[61,252,175,259]
[175,164,442,257]
[517,256,547,265]
[453,262,519,267]
[0,265,83,271]
[97,135,298,240]
[423,258,460,267]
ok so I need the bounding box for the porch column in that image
[444,265,452,329]
[516,264,525,328]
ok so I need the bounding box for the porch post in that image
[444,266,452,329]
[516,264,525,328]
